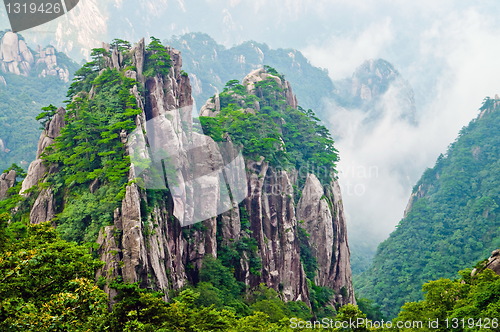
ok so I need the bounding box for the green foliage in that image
[0,73,70,173]
[3,163,27,178]
[0,222,107,331]
[111,38,132,52]
[356,297,385,321]
[199,255,245,301]
[395,266,500,332]
[309,282,335,319]
[2,278,109,332]
[43,67,141,242]
[90,48,110,71]
[356,97,500,318]
[247,284,312,323]
[334,304,370,331]
[200,69,338,184]
[35,104,58,128]
[107,281,170,331]
[298,226,318,280]
[55,185,123,242]
[144,37,172,77]
[0,167,27,221]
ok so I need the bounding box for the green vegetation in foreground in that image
[1,208,497,331]
[2,39,498,330]
[355,97,500,318]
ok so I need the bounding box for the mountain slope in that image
[355,97,500,318]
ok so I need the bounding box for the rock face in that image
[0,32,71,81]
[21,107,66,197]
[297,174,355,305]
[22,40,355,306]
[473,249,500,276]
[0,170,17,200]
[36,46,70,82]
[0,32,33,76]
[485,249,500,275]
[21,108,65,226]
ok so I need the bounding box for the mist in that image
[2,0,500,251]
[302,2,500,247]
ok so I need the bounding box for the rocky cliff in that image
[0,170,17,200]
[356,96,500,318]
[472,249,500,276]
[20,39,355,307]
[0,31,72,82]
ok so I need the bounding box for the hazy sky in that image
[2,0,499,246]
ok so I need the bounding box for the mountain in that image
[0,31,79,173]
[166,32,334,113]
[2,38,355,321]
[355,97,500,318]
[0,31,76,81]
[165,36,420,278]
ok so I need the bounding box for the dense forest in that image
[0,211,497,330]
[355,97,500,318]
[0,73,69,172]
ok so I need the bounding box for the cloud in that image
[316,4,500,246]
[302,18,394,78]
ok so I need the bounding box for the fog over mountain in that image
[2,0,500,258]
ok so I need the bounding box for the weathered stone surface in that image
[120,183,148,283]
[37,46,70,82]
[133,38,145,80]
[297,174,333,284]
[24,42,355,308]
[20,159,47,194]
[37,107,66,158]
[325,179,356,305]
[485,249,500,275]
[0,170,16,199]
[0,32,33,76]
[297,174,355,305]
[30,188,55,224]
[245,160,309,302]
[0,32,70,81]
[21,107,66,194]
[199,94,220,116]
[96,225,122,303]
